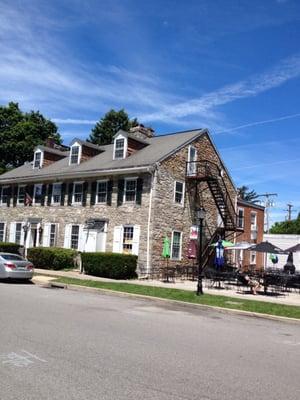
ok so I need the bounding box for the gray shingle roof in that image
[0,129,205,183]
[35,145,69,157]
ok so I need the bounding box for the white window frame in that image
[250,211,257,231]
[33,150,43,169]
[174,180,185,205]
[0,222,6,242]
[0,186,9,206]
[122,225,134,254]
[113,134,127,160]
[96,180,108,204]
[250,251,257,265]
[72,181,84,205]
[49,223,57,247]
[15,222,23,245]
[33,184,43,205]
[69,143,82,165]
[17,185,26,205]
[124,177,137,203]
[70,224,80,250]
[187,145,197,176]
[237,207,244,228]
[51,183,62,205]
[171,231,182,260]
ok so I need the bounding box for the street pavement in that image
[0,282,299,400]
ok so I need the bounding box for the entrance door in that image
[83,228,107,252]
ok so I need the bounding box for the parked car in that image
[0,253,34,280]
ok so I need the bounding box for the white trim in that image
[124,177,137,203]
[173,180,185,206]
[146,169,156,274]
[96,179,108,204]
[113,133,128,160]
[72,181,84,205]
[187,145,197,176]
[237,207,244,229]
[33,150,44,169]
[69,142,82,165]
[171,230,182,260]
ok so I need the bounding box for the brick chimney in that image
[129,124,154,140]
[45,137,56,148]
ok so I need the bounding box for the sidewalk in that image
[33,269,300,307]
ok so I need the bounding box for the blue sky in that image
[1,0,299,224]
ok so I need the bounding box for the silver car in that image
[0,253,34,280]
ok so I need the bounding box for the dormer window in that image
[115,138,125,159]
[70,145,80,165]
[33,151,43,169]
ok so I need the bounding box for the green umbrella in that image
[162,236,171,258]
[211,240,234,248]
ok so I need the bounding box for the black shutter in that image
[60,183,66,206]
[6,186,11,207]
[136,178,143,205]
[82,182,88,206]
[117,179,124,206]
[41,184,47,206]
[12,186,17,207]
[107,180,113,206]
[47,184,53,206]
[67,183,73,206]
[90,181,97,206]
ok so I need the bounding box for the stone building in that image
[0,126,240,274]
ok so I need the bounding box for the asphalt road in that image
[0,283,299,400]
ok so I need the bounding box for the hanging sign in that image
[190,225,199,240]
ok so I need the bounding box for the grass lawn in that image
[53,276,300,319]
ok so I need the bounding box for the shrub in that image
[0,242,22,254]
[27,247,77,270]
[82,252,138,280]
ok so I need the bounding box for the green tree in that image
[237,185,259,203]
[0,102,61,173]
[270,214,300,234]
[89,109,139,145]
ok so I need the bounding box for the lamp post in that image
[196,207,206,295]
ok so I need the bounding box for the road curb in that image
[54,281,300,324]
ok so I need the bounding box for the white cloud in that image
[52,118,98,125]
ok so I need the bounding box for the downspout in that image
[146,165,158,275]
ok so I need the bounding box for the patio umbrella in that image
[224,241,252,250]
[249,241,286,254]
[187,239,197,259]
[284,243,300,253]
[162,236,171,258]
[211,240,234,248]
[214,240,225,270]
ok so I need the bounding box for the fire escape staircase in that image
[186,160,243,269]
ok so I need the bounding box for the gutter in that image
[0,165,155,184]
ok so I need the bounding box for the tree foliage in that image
[0,102,61,173]
[89,109,139,145]
[237,185,259,203]
[270,214,300,234]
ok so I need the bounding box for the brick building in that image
[0,126,240,274]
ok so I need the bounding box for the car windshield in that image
[0,254,24,261]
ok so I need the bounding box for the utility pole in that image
[284,203,296,221]
[257,193,278,233]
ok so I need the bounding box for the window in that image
[33,151,42,168]
[0,223,5,242]
[174,181,184,204]
[15,223,22,244]
[72,183,83,204]
[52,183,62,204]
[251,212,257,229]
[114,138,125,159]
[187,145,197,176]
[0,186,9,205]
[124,179,137,202]
[171,231,182,260]
[237,208,244,228]
[71,225,79,249]
[33,184,43,204]
[70,145,80,164]
[96,181,108,203]
[49,224,57,247]
[17,186,26,205]
[122,226,134,254]
[250,251,256,265]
